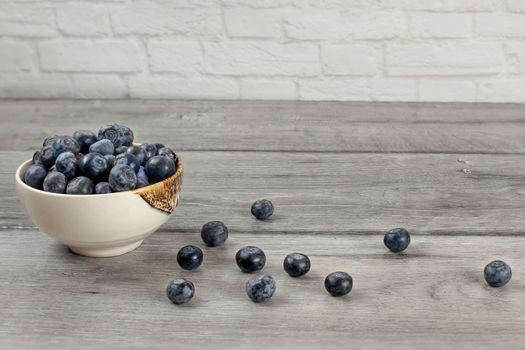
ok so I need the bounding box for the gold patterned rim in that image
[132,157,183,214]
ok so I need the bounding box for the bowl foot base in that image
[69,240,144,258]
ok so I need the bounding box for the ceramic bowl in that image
[15,157,183,258]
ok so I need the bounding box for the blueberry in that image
[115,153,141,173]
[55,151,78,179]
[23,164,48,190]
[145,156,175,183]
[484,260,512,288]
[166,278,194,305]
[43,172,67,194]
[98,123,121,147]
[73,130,98,154]
[325,271,353,297]
[384,228,411,253]
[79,152,108,180]
[126,146,148,165]
[200,221,228,247]
[52,136,79,155]
[66,176,94,195]
[177,245,204,271]
[245,275,276,303]
[104,154,116,168]
[40,145,58,168]
[283,253,311,277]
[115,146,128,155]
[95,181,112,194]
[157,147,177,162]
[32,151,43,166]
[117,126,134,147]
[140,143,158,160]
[136,166,149,188]
[43,136,58,147]
[251,199,274,220]
[109,164,137,192]
[236,246,266,273]
[89,139,115,156]
[155,143,165,150]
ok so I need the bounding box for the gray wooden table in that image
[1,100,525,349]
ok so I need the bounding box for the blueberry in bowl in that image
[15,123,183,257]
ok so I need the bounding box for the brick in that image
[478,80,525,102]
[370,79,417,101]
[221,0,293,7]
[410,13,471,38]
[321,44,378,76]
[224,8,282,38]
[0,6,56,37]
[0,74,73,98]
[72,75,127,98]
[507,42,525,74]
[39,40,144,73]
[386,42,502,76]
[56,4,111,36]
[204,42,319,76]
[475,14,525,37]
[129,77,239,99]
[0,40,35,72]
[148,39,203,74]
[351,11,406,40]
[379,0,497,12]
[508,0,525,12]
[241,79,296,99]
[419,80,476,102]
[299,78,370,101]
[111,1,222,37]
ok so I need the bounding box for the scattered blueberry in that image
[109,164,137,192]
[51,136,79,155]
[115,146,128,155]
[98,123,121,147]
[79,152,108,180]
[23,164,48,190]
[136,166,149,188]
[484,260,512,288]
[177,245,204,271]
[116,126,134,147]
[126,146,148,166]
[43,172,67,194]
[73,130,98,154]
[104,154,116,168]
[324,272,353,297]
[245,275,276,303]
[40,145,57,168]
[283,253,311,277]
[251,199,274,220]
[145,155,175,183]
[95,181,112,194]
[66,176,94,195]
[166,278,194,305]
[139,143,158,160]
[384,228,411,253]
[236,246,266,273]
[157,147,176,162]
[89,139,115,156]
[55,151,78,179]
[115,153,141,173]
[201,221,228,247]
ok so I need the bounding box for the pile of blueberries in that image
[167,199,514,305]
[23,123,177,194]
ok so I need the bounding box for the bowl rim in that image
[15,156,183,198]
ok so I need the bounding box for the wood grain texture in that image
[4,150,525,235]
[0,230,524,350]
[1,100,525,154]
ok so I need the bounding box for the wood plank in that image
[0,230,524,349]
[2,100,525,153]
[4,150,525,235]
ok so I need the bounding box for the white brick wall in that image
[1,0,524,102]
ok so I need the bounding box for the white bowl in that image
[15,158,183,257]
